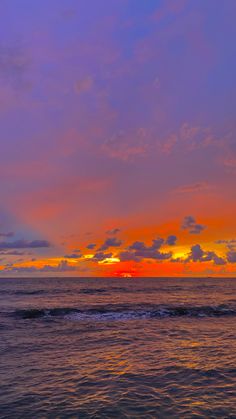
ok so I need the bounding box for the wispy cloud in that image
[0,240,51,249]
[102,129,148,161]
[175,182,211,194]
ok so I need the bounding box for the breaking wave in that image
[14,304,236,321]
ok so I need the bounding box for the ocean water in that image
[0,277,236,418]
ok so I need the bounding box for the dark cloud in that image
[129,241,146,251]
[92,252,113,262]
[189,244,204,261]
[0,260,76,274]
[129,238,164,252]
[139,250,172,260]
[213,255,227,266]
[151,238,165,249]
[99,237,122,251]
[187,244,226,265]
[119,248,171,262]
[119,251,141,262]
[227,251,236,263]
[0,240,51,249]
[86,243,96,249]
[181,216,206,234]
[64,253,82,259]
[121,238,171,261]
[42,260,77,272]
[166,235,177,246]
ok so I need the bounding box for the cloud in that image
[188,244,204,261]
[0,250,31,256]
[39,260,77,272]
[175,182,211,194]
[64,253,82,259]
[130,238,164,251]
[159,123,224,155]
[92,252,113,262]
[102,129,148,161]
[187,244,226,265]
[42,260,77,272]
[106,228,120,235]
[213,255,227,266]
[122,238,172,261]
[99,237,122,251]
[118,250,141,262]
[119,248,171,262]
[215,239,236,251]
[216,239,236,245]
[160,134,177,154]
[129,241,146,251]
[166,235,177,246]
[227,251,236,263]
[86,243,96,249]
[0,240,51,249]
[0,260,76,274]
[181,216,206,234]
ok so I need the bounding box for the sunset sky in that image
[0,0,236,277]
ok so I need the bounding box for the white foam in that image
[65,311,148,322]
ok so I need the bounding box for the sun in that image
[122,272,132,278]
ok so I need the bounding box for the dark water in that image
[0,277,236,418]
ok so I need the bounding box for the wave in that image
[79,286,184,294]
[79,288,108,294]
[0,289,48,296]
[0,286,192,297]
[13,304,236,321]
[0,288,76,296]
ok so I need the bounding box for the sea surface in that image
[0,277,236,418]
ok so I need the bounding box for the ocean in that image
[0,277,236,418]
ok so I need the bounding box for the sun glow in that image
[84,254,94,259]
[98,257,120,265]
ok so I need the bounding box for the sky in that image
[0,0,236,277]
